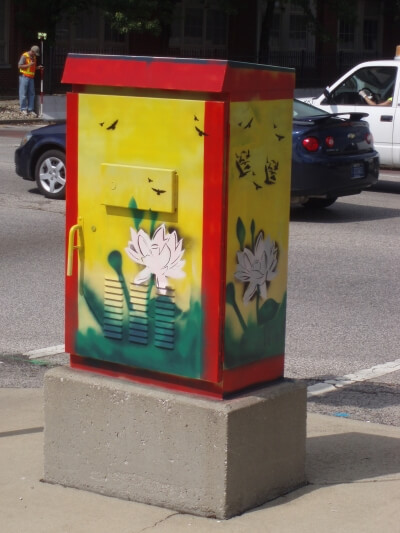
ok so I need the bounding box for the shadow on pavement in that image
[290,198,400,223]
[371,179,400,195]
[306,431,400,484]
[252,430,400,511]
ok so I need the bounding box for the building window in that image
[269,12,281,49]
[55,7,128,52]
[363,0,380,52]
[268,0,314,54]
[170,0,227,57]
[0,0,10,65]
[338,19,355,50]
[184,7,203,41]
[74,8,100,41]
[289,13,307,49]
[363,19,378,51]
[338,0,381,55]
[206,8,227,46]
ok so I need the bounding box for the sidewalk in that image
[2,386,400,533]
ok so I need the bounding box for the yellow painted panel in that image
[224,98,293,366]
[77,93,208,314]
[100,164,177,213]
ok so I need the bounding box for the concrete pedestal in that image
[43,367,307,519]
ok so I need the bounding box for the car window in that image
[324,66,397,106]
[293,99,329,118]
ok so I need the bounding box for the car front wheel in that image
[35,149,66,199]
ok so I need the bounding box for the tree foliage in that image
[15,0,241,44]
[15,0,95,43]
[15,0,400,62]
[98,0,178,36]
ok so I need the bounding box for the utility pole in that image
[37,32,47,117]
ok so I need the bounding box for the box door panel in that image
[73,93,210,379]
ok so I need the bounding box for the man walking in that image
[18,45,43,116]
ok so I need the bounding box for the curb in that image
[0,119,53,125]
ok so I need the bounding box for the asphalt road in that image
[0,126,65,356]
[287,173,400,425]
[1,126,400,426]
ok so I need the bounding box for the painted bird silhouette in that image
[99,122,104,127]
[147,177,153,183]
[235,161,248,178]
[264,165,276,185]
[195,126,209,137]
[253,181,262,190]
[194,115,199,121]
[275,133,284,141]
[271,159,279,171]
[107,120,119,130]
[152,187,166,195]
[244,117,253,129]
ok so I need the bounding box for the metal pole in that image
[37,32,47,117]
[40,38,44,117]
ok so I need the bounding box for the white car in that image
[301,48,400,169]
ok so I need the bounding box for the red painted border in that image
[70,354,284,399]
[222,355,284,393]
[62,55,294,101]
[70,355,224,399]
[226,69,295,102]
[64,80,289,395]
[201,100,228,382]
[65,92,79,353]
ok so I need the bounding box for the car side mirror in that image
[321,87,332,105]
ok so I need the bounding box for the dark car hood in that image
[32,122,66,137]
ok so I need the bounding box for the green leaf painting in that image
[225,217,286,369]
[236,216,246,250]
[75,200,203,379]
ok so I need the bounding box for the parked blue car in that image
[15,122,66,200]
[15,100,379,205]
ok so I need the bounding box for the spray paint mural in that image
[68,92,292,382]
[224,99,292,369]
[72,93,209,379]
[64,55,294,394]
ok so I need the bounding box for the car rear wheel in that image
[301,197,337,209]
[35,149,66,200]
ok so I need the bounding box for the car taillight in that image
[365,132,373,144]
[302,137,319,152]
[325,136,334,148]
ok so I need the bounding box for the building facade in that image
[1,0,398,96]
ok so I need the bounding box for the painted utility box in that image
[62,54,295,398]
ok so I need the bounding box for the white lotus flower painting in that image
[234,231,278,305]
[225,218,286,365]
[125,224,186,290]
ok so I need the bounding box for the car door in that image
[392,84,400,168]
[315,65,399,167]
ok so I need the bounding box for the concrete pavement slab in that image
[149,480,400,533]
[1,387,400,532]
[1,390,174,533]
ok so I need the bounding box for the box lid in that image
[62,54,295,100]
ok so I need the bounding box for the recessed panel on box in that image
[100,164,177,213]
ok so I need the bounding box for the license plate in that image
[351,163,365,179]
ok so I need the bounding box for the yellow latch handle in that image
[67,224,82,277]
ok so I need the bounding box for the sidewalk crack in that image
[135,511,181,532]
